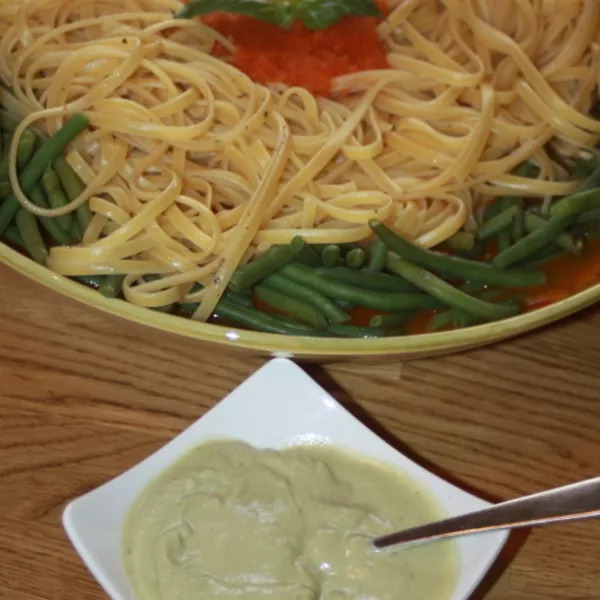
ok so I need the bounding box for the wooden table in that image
[1,262,600,600]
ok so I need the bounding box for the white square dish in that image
[63,357,508,600]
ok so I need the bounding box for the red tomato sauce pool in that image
[198,4,389,97]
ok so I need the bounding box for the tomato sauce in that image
[525,237,600,310]
[404,237,600,335]
[200,5,389,97]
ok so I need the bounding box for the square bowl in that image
[63,357,508,600]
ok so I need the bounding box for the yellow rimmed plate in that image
[2,241,599,359]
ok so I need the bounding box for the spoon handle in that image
[373,476,600,549]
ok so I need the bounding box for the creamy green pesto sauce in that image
[123,440,457,600]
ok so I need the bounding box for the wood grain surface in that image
[1,262,600,600]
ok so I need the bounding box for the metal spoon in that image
[373,476,600,550]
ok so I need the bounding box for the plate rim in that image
[3,242,598,357]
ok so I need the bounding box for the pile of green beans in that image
[207,161,600,337]
[3,108,600,338]
[0,110,132,300]
[0,111,90,263]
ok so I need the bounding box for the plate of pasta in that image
[1,0,600,358]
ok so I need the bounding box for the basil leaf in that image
[177,0,382,31]
[295,0,344,30]
[177,0,295,29]
[297,0,382,30]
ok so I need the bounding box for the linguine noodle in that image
[0,0,598,319]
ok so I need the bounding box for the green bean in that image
[177,300,199,314]
[224,290,254,308]
[315,243,358,257]
[345,247,366,269]
[493,215,570,269]
[326,323,385,338]
[178,289,253,314]
[337,242,361,255]
[229,236,305,292]
[445,231,475,252]
[53,155,93,230]
[497,198,514,251]
[0,109,21,132]
[516,161,540,179]
[369,312,415,329]
[152,304,174,314]
[451,240,485,260]
[254,283,328,329]
[2,223,25,249]
[364,239,387,273]
[430,308,483,332]
[15,209,48,265]
[497,166,600,262]
[550,187,600,220]
[295,244,322,267]
[281,262,443,311]
[492,162,537,243]
[370,220,547,287]
[42,166,73,231]
[16,130,36,169]
[69,218,84,242]
[476,204,518,242]
[73,275,105,289]
[511,198,526,242]
[137,296,173,312]
[577,164,600,192]
[30,186,72,243]
[518,243,563,268]
[478,288,504,301]
[386,254,520,321]
[335,298,357,310]
[260,313,317,329]
[524,212,583,254]
[545,165,600,222]
[0,129,36,183]
[431,287,518,331]
[483,190,524,231]
[571,157,596,180]
[0,180,10,198]
[0,113,90,236]
[460,280,491,294]
[231,283,252,297]
[262,272,350,323]
[316,266,419,293]
[28,186,74,245]
[17,130,36,169]
[483,198,502,223]
[322,244,343,267]
[215,297,318,335]
[574,206,600,224]
[0,134,9,171]
[98,274,125,298]
[310,244,327,257]
[430,286,508,331]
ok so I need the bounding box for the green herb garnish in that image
[176,0,383,31]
